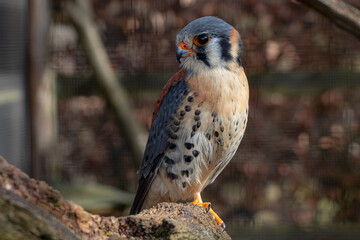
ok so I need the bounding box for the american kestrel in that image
[130,16,249,228]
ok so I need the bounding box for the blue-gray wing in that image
[130,74,188,214]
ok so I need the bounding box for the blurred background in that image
[1,0,360,238]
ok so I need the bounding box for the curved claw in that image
[191,193,225,229]
[193,202,211,212]
[208,208,225,229]
[207,203,212,213]
[221,222,226,230]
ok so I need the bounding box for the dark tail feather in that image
[129,169,158,215]
[130,154,164,215]
[129,187,146,214]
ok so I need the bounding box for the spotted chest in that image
[156,67,249,202]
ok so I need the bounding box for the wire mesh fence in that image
[35,0,360,234]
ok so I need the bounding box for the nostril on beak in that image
[176,42,193,63]
[179,42,189,50]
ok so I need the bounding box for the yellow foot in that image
[191,193,225,229]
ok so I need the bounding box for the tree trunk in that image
[0,156,231,239]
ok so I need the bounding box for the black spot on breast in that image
[182,182,186,188]
[192,125,197,132]
[185,105,191,112]
[187,96,194,102]
[180,110,186,116]
[206,133,211,140]
[167,172,178,180]
[194,115,200,121]
[195,110,201,115]
[173,120,180,126]
[172,126,179,132]
[169,132,177,139]
[181,170,189,177]
[193,150,199,157]
[164,156,175,165]
[184,142,194,149]
[184,155,193,163]
[169,143,177,150]
[191,131,195,138]
[197,121,201,128]
[214,131,219,137]
[220,125,224,132]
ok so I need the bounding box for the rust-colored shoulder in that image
[152,69,186,123]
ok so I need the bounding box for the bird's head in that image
[176,16,243,72]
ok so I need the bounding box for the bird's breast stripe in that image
[152,69,186,123]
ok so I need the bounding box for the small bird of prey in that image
[130,16,249,228]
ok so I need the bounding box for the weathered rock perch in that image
[0,156,231,239]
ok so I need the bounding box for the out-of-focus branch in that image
[297,0,360,39]
[29,0,59,181]
[65,0,147,166]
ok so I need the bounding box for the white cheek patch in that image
[204,38,227,68]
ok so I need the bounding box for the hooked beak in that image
[176,41,194,63]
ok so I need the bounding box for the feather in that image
[130,71,188,214]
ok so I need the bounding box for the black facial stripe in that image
[196,52,211,67]
[237,37,243,66]
[219,37,232,62]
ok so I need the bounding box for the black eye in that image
[198,35,209,44]
[193,34,210,46]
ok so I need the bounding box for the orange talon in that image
[208,208,225,229]
[191,193,225,229]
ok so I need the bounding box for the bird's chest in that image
[183,69,249,163]
[158,68,248,199]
